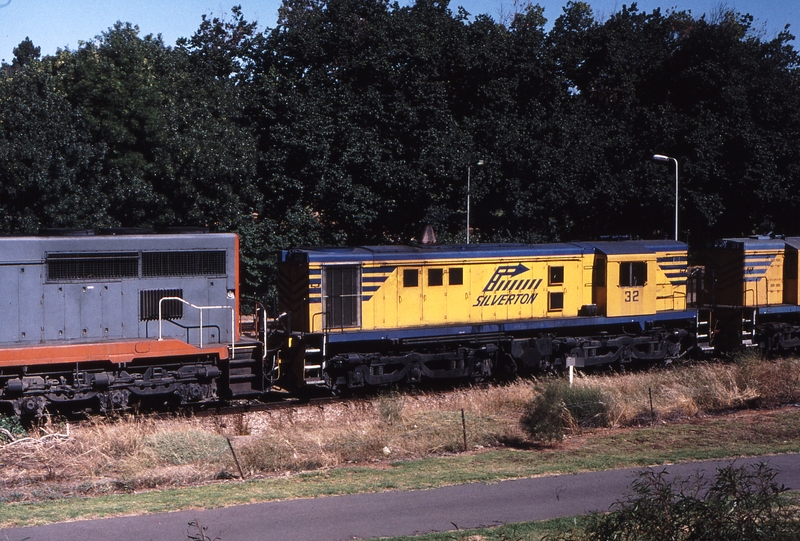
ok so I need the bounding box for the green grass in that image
[2,408,799,528]
[143,430,230,465]
[374,516,591,541]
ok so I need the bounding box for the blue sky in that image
[1,0,797,63]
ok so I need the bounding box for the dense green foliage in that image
[547,463,800,541]
[2,1,799,294]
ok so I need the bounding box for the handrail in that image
[158,297,235,356]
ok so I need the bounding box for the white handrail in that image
[158,297,235,356]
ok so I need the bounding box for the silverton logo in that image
[473,264,542,307]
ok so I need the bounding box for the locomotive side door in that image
[0,266,20,342]
[592,256,608,316]
[397,267,423,327]
[43,283,66,341]
[322,265,362,331]
[444,265,468,323]
[422,266,448,324]
[617,261,647,316]
[784,243,799,304]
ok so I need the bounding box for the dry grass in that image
[236,383,534,474]
[578,354,800,427]
[0,357,798,504]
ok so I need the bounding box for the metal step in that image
[228,373,257,383]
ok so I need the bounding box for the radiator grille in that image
[142,251,226,277]
[47,252,139,280]
[140,289,184,321]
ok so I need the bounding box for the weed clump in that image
[520,379,611,442]
[378,391,405,425]
[143,430,230,466]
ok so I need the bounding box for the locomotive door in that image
[79,284,103,339]
[322,266,362,330]
[0,266,20,342]
[422,267,446,324]
[784,244,799,304]
[397,267,423,326]
[617,261,647,316]
[43,284,66,340]
[445,266,467,323]
[592,257,607,316]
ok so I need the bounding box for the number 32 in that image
[624,290,640,302]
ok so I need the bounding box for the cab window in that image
[620,262,647,287]
[323,266,361,328]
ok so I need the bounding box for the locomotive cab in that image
[578,240,688,318]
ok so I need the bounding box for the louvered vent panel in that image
[140,289,184,321]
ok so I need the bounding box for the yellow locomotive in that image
[276,239,694,390]
[699,236,800,352]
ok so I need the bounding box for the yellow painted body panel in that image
[707,244,784,307]
[653,249,688,312]
[283,241,692,336]
[305,254,597,332]
[744,249,784,306]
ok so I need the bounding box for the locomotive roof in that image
[782,237,800,250]
[284,243,581,263]
[0,233,238,261]
[717,237,788,251]
[283,239,688,264]
[573,239,687,255]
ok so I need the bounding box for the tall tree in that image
[0,62,110,232]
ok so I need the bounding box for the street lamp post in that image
[652,154,679,241]
[466,160,484,244]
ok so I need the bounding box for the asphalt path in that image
[2,454,799,541]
